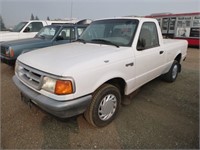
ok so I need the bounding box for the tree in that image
[0,15,6,31]
[35,16,39,20]
[47,16,50,20]
[30,13,34,20]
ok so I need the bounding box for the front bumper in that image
[13,75,92,118]
[0,55,16,66]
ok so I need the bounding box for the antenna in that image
[70,0,73,19]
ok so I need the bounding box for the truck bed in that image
[163,38,187,45]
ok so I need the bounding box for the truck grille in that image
[16,61,43,90]
[1,45,8,55]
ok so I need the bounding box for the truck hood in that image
[18,42,128,76]
[2,38,51,48]
[0,31,10,33]
[0,32,19,42]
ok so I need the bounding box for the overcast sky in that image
[0,0,200,27]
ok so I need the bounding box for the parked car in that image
[0,20,78,42]
[0,24,88,65]
[13,17,188,127]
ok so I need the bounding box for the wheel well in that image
[105,78,126,96]
[175,53,182,72]
[175,53,182,63]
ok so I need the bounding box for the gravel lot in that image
[1,48,199,149]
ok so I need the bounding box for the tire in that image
[162,60,180,82]
[84,84,121,127]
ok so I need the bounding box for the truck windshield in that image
[12,22,28,32]
[79,19,139,47]
[35,26,60,39]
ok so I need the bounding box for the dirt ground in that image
[1,48,199,149]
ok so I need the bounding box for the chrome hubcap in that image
[98,94,117,121]
[172,65,178,79]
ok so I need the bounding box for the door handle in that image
[159,51,164,54]
[125,62,134,67]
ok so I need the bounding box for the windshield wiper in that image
[39,35,46,39]
[76,38,86,44]
[91,39,119,48]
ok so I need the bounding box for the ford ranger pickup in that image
[13,17,188,127]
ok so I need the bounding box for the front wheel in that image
[162,60,180,82]
[84,84,121,127]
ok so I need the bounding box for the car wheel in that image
[84,84,121,127]
[162,60,179,82]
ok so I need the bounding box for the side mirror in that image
[56,36,64,41]
[137,39,146,51]
[24,27,30,32]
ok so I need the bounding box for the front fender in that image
[72,62,133,99]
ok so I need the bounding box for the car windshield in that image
[79,19,139,47]
[35,26,60,39]
[12,22,28,32]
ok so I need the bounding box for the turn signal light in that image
[55,80,73,95]
[10,48,14,57]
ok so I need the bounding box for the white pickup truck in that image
[0,20,77,42]
[13,17,188,127]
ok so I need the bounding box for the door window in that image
[137,22,159,50]
[24,22,43,32]
[58,28,75,40]
[77,27,86,36]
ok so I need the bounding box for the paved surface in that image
[1,48,199,149]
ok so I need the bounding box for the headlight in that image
[15,61,19,73]
[15,61,23,76]
[42,77,74,95]
[5,47,14,57]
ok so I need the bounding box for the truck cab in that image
[0,20,79,42]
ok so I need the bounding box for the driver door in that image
[19,22,44,39]
[134,22,165,88]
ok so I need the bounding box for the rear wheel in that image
[84,84,121,127]
[162,60,180,82]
